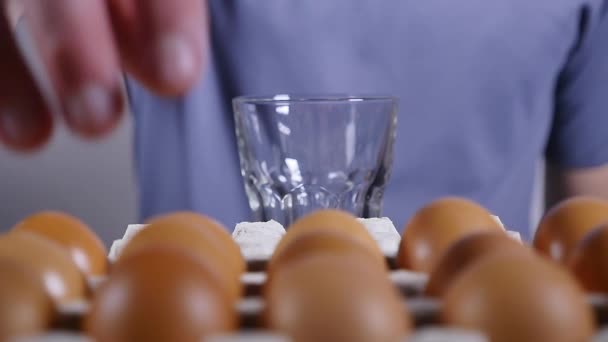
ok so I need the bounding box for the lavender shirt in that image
[126,1,608,239]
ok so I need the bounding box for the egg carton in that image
[108,216,521,266]
[24,217,608,341]
[18,288,608,341]
[105,216,518,294]
[11,329,492,342]
[45,275,608,334]
[19,326,608,342]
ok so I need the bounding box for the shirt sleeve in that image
[546,2,608,168]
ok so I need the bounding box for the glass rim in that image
[233,93,398,105]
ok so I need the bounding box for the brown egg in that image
[12,211,107,276]
[0,231,86,304]
[119,222,242,300]
[397,197,503,273]
[569,223,608,293]
[274,210,384,265]
[425,231,526,297]
[85,247,237,342]
[534,196,608,263]
[441,251,595,342]
[264,254,411,342]
[145,212,244,274]
[0,259,55,340]
[267,230,387,279]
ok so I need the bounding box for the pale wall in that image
[0,117,138,246]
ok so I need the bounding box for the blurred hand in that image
[0,0,208,151]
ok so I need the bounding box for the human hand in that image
[0,0,207,151]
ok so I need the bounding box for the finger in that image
[0,8,52,151]
[108,0,207,95]
[24,0,124,138]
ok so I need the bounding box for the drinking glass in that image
[233,94,398,227]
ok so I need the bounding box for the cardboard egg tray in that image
[20,218,608,341]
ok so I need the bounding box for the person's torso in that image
[127,0,602,239]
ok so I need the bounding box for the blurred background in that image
[0,0,547,245]
[0,0,137,245]
[0,116,137,245]
[0,109,545,245]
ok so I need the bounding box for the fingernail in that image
[157,33,197,86]
[0,107,28,144]
[65,84,114,130]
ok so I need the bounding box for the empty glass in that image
[233,94,398,227]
